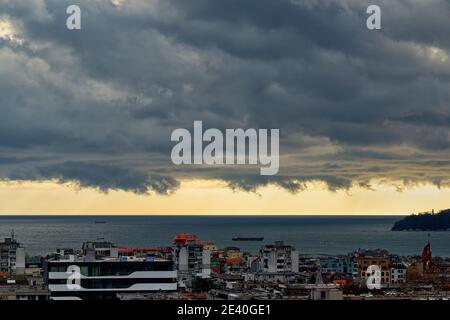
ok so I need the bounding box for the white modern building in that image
[45,257,177,300]
[45,242,177,300]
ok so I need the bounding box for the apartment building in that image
[259,241,299,273]
[0,234,25,275]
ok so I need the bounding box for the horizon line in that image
[0,213,407,217]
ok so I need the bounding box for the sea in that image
[0,216,449,257]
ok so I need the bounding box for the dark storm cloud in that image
[225,174,349,193]
[224,175,307,194]
[0,0,449,194]
[10,161,179,195]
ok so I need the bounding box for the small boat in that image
[94,220,107,224]
[232,237,264,241]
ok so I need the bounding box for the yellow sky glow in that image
[0,179,449,215]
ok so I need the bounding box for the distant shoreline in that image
[392,209,450,231]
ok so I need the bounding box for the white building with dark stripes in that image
[44,255,177,300]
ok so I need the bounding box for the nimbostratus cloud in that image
[0,0,449,194]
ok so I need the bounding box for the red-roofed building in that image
[173,234,199,245]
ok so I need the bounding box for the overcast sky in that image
[1,0,450,202]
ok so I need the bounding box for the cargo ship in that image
[232,237,264,241]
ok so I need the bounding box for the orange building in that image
[357,256,391,285]
[203,242,218,251]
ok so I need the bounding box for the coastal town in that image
[1,232,449,300]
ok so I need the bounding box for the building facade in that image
[320,256,358,278]
[173,234,211,284]
[0,235,25,275]
[390,256,407,284]
[44,258,177,300]
[357,256,391,286]
[259,241,299,273]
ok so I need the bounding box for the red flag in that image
[421,242,432,266]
